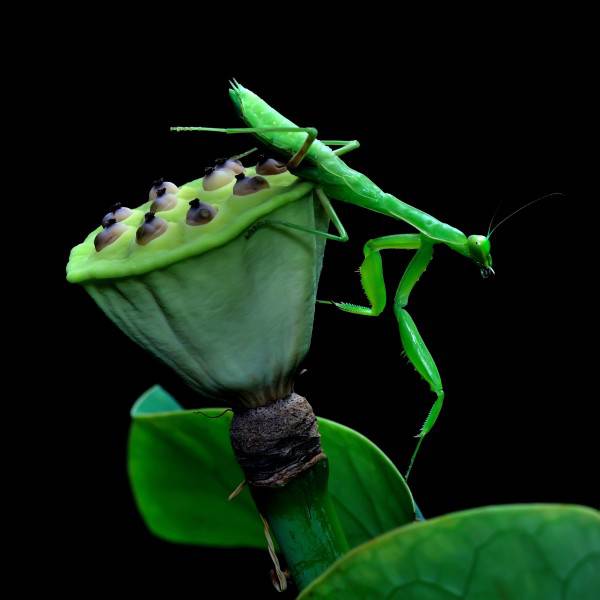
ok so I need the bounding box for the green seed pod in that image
[67,166,328,407]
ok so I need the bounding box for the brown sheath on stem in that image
[230,393,325,487]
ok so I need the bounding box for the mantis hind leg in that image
[170,125,318,169]
[320,140,361,156]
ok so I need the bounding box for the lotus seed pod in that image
[256,156,288,176]
[203,167,235,191]
[149,179,178,202]
[186,199,217,225]
[102,203,133,227]
[67,164,328,407]
[233,173,270,196]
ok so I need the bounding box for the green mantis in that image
[172,81,498,478]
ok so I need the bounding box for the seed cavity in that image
[149,178,178,202]
[256,156,287,175]
[233,173,270,196]
[94,220,127,252]
[203,166,235,191]
[186,199,217,226]
[101,202,133,227]
[215,157,245,175]
[150,193,178,213]
[136,212,168,245]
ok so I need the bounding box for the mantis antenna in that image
[488,192,564,238]
[486,199,505,238]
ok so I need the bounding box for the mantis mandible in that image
[172,81,507,478]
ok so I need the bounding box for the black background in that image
[45,32,597,596]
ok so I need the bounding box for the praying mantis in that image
[172,80,539,478]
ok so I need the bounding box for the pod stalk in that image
[230,394,349,590]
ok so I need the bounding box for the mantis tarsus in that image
[172,81,547,478]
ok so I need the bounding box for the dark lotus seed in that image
[233,175,270,196]
[215,157,244,175]
[203,167,235,191]
[150,192,177,213]
[149,180,178,202]
[136,212,168,245]
[102,204,133,227]
[186,199,217,226]
[256,157,287,175]
[94,221,127,252]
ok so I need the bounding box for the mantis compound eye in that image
[101,203,133,227]
[233,173,270,196]
[94,219,128,252]
[215,157,245,175]
[136,212,168,245]
[256,156,288,175]
[149,178,178,202]
[186,199,217,225]
[150,188,178,213]
[203,166,235,191]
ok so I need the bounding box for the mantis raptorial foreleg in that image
[246,188,349,242]
[171,127,360,163]
[326,234,443,478]
[328,234,422,316]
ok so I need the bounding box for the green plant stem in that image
[250,459,349,590]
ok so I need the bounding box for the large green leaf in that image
[299,504,600,599]
[128,385,416,549]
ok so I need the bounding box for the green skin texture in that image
[174,81,494,477]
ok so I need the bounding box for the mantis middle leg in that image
[328,234,443,478]
[246,188,349,242]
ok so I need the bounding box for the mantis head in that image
[467,235,494,278]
